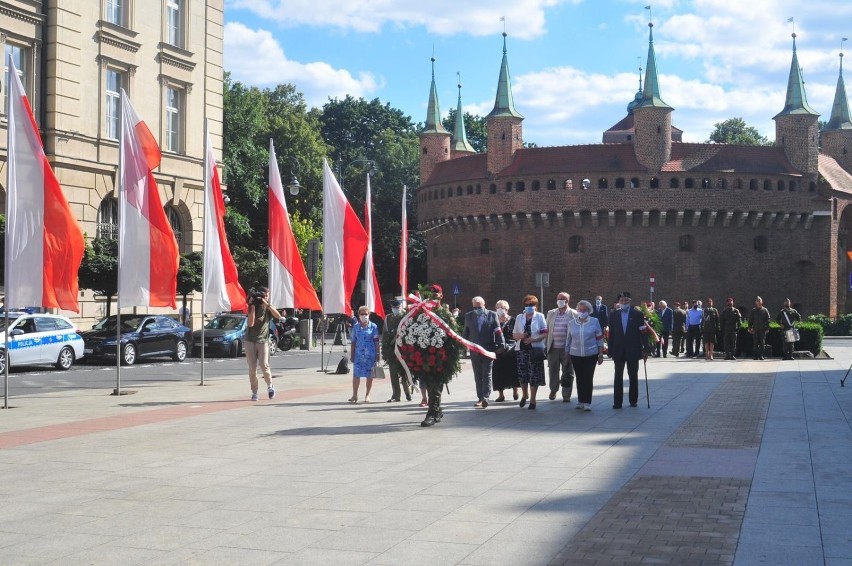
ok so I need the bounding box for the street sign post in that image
[649,273,656,303]
[535,272,550,310]
[452,283,460,307]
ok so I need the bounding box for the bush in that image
[734,321,822,357]
[806,314,852,336]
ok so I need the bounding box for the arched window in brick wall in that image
[777,180,785,191]
[685,178,694,188]
[669,178,679,188]
[749,179,758,190]
[568,235,584,253]
[505,182,512,192]
[735,179,743,189]
[564,179,573,189]
[489,183,497,194]
[532,180,541,191]
[598,178,608,189]
[447,186,453,198]
[717,179,726,189]
[427,192,432,201]
[440,188,445,198]
[476,184,482,194]
[754,235,768,253]
[480,238,490,255]
[678,234,694,252]
[457,186,463,196]
[763,180,771,190]
[630,177,640,188]
[788,180,796,192]
[515,181,525,192]
[650,177,659,188]
[547,179,557,190]
[701,178,710,188]
[467,185,474,195]
[615,177,625,188]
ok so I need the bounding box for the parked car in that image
[192,314,279,357]
[80,315,191,365]
[0,312,85,372]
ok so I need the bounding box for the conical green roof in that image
[774,34,819,118]
[422,57,449,134]
[487,33,523,119]
[451,82,475,153]
[635,23,671,110]
[825,53,852,130]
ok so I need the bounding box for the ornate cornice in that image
[0,5,44,26]
[95,30,141,53]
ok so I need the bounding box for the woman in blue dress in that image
[349,305,380,403]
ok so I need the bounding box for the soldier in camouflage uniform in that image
[775,298,801,361]
[720,298,742,360]
[383,299,411,402]
[747,296,771,360]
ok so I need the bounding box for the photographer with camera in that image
[246,286,281,401]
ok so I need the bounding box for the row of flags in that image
[4,55,405,318]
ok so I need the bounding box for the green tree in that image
[232,246,268,298]
[78,238,118,317]
[176,251,201,318]
[290,210,323,288]
[707,117,771,145]
[442,109,487,152]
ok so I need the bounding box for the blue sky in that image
[224,0,852,147]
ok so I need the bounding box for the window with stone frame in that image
[678,234,694,252]
[97,198,119,240]
[568,235,584,253]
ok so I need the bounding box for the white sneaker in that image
[583,404,592,411]
[575,403,584,410]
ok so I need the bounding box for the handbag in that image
[370,361,386,379]
[782,312,800,343]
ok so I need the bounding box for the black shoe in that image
[387,397,400,403]
[421,415,436,427]
[482,399,488,408]
[405,393,412,401]
[759,356,765,360]
[520,397,527,408]
[528,402,536,410]
[630,403,638,407]
[434,410,444,423]
[613,404,622,409]
[495,395,506,402]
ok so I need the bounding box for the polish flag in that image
[268,140,321,311]
[364,175,385,319]
[118,91,179,308]
[203,129,246,313]
[4,57,84,312]
[399,185,408,298]
[322,159,369,315]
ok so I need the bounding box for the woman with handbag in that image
[492,300,520,402]
[512,294,548,409]
[776,299,801,361]
[349,306,380,403]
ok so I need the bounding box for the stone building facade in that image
[0,0,224,323]
[417,26,852,317]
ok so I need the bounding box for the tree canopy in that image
[707,117,771,146]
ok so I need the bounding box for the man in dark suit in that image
[593,295,609,333]
[463,296,503,408]
[607,291,648,409]
[656,301,673,358]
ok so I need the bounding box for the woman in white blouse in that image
[564,300,604,410]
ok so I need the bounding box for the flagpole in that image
[3,54,11,409]
[115,91,126,396]
[200,119,209,386]
[400,185,407,298]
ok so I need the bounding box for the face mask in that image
[496,308,506,317]
[452,310,459,316]
[621,303,631,312]
[595,300,601,306]
[524,306,535,314]
[359,315,369,323]
[474,307,484,315]
[578,311,589,319]
[557,300,567,309]
[392,307,400,315]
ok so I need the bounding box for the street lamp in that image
[338,158,378,193]
[281,156,304,196]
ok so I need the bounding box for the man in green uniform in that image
[776,298,802,360]
[720,297,742,360]
[383,299,411,402]
[670,302,687,357]
[747,296,771,360]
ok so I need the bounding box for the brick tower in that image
[773,33,820,175]
[821,50,852,174]
[486,33,523,176]
[632,22,673,173]
[419,57,451,185]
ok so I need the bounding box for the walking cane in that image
[842,363,852,387]
[643,356,651,407]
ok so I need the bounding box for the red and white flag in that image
[322,159,369,315]
[118,90,179,308]
[5,57,84,312]
[268,140,321,311]
[203,129,246,313]
[399,185,408,298]
[364,175,385,319]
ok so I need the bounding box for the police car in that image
[0,312,85,372]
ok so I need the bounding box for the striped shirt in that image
[551,311,571,350]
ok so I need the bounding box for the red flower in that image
[429,346,436,353]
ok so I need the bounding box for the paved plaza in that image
[1,341,851,565]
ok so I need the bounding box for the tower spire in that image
[422,56,449,134]
[451,73,475,154]
[636,22,671,109]
[486,32,523,119]
[774,33,818,117]
[825,39,852,130]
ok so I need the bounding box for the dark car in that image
[80,315,192,365]
[192,314,279,357]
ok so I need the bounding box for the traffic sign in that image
[452,284,460,296]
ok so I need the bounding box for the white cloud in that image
[226,0,578,39]
[223,22,380,107]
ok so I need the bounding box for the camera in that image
[247,288,266,304]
